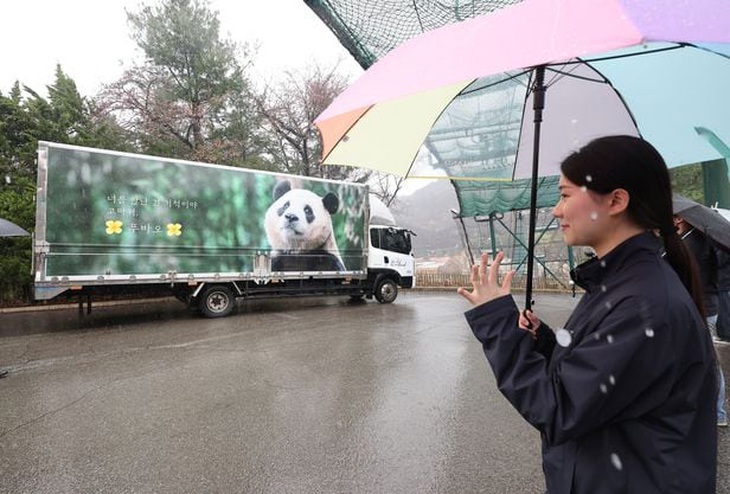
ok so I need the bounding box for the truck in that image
[32,141,416,317]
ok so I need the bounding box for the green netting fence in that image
[304,0,523,69]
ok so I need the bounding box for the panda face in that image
[276,198,317,230]
[264,188,339,252]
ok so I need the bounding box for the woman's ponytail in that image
[661,228,706,320]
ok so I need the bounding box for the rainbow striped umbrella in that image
[315,0,730,305]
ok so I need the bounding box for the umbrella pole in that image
[525,65,546,311]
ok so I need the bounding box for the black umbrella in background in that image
[672,195,730,252]
[0,218,30,237]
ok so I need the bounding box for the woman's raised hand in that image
[457,251,515,307]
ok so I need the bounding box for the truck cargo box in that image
[33,142,370,304]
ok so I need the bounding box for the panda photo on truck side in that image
[264,180,346,272]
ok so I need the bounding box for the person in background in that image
[459,136,717,494]
[715,247,730,343]
[673,213,728,427]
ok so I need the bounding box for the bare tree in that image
[257,63,369,182]
[368,173,408,207]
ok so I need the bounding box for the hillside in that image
[390,180,464,256]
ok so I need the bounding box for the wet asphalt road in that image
[0,291,728,494]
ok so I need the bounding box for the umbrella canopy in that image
[315,0,730,180]
[673,195,730,252]
[0,218,30,237]
[315,0,730,307]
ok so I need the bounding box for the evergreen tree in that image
[99,0,267,166]
[0,67,129,303]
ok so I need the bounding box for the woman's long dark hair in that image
[560,135,705,318]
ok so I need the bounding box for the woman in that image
[458,136,717,494]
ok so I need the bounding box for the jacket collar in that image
[571,231,662,292]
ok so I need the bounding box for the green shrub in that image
[0,238,32,304]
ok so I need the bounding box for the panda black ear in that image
[273,180,291,200]
[322,192,339,215]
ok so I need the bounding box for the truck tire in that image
[375,278,398,304]
[199,285,235,318]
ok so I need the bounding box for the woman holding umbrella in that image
[458,136,717,494]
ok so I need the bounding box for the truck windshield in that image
[371,228,411,255]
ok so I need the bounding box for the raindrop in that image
[606,334,614,344]
[605,301,612,310]
[599,383,608,394]
[556,328,572,347]
[593,333,601,340]
[580,185,588,193]
[600,260,607,268]
[645,328,655,338]
[600,285,607,293]
[611,453,623,471]
[609,375,616,385]
[590,211,599,221]
[585,175,593,182]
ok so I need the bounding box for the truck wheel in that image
[199,285,235,318]
[375,278,398,304]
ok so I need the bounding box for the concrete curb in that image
[0,297,171,315]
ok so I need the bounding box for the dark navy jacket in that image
[465,232,717,494]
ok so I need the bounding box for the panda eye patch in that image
[277,201,290,217]
[304,205,315,223]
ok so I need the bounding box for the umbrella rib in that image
[542,44,687,86]
[456,45,687,97]
[552,59,645,145]
[584,67,643,142]
[545,65,608,85]
[694,44,730,61]
[543,63,582,87]
[318,103,377,164]
[404,78,480,178]
[509,68,537,182]
[571,43,686,64]
[459,69,532,96]
[408,42,671,180]
[532,61,643,146]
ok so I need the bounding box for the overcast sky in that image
[0,0,363,96]
[0,1,434,195]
